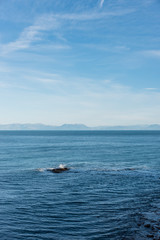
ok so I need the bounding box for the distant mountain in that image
[0,123,89,130]
[56,124,89,130]
[0,123,160,130]
[93,125,160,130]
[95,124,160,130]
[0,123,55,130]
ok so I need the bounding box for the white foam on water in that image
[59,164,66,169]
[36,168,45,172]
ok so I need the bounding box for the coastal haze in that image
[1,123,160,130]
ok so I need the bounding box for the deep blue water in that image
[0,131,160,240]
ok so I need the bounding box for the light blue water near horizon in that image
[0,131,160,240]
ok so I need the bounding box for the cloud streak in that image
[0,6,135,55]
[99,0,104,8]
[145,88,158,91]
[143,50,160,58]
[1,15,58,54]
[1,65,160,125]
[56,9,135,21]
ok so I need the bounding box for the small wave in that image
[92,167,139,172]
[36,168,45,172]
[118,167,137,171]
[35,164,71,173]
[135,206,160,240]
[35,166,150,174]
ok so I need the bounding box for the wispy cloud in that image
[0,82,12,88]
[145,88,158,91]
[0,63,10,72]
[1,67,160,125]
[82,43,130,52]
[0,80,32,91]
[99,0,104,8]
[34,78,59,84]
[142,50,160,58]
[32,76,62,84]
[30,43,70,52]
[0,7,135,55]
[57,9,135,21]
[1,15,58,55]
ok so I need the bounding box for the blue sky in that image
[0,0,160,126]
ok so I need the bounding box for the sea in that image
[0,130,160,240]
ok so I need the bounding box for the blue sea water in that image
[0,130,160,240]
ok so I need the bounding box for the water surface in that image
[0,131,160,239]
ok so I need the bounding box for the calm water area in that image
[0,131,160,240]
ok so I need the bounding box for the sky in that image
[0,0,160,126]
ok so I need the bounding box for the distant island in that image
[0,123,160,130]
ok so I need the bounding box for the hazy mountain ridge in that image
[0,123,160,130]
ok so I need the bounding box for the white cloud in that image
[103,79,111,84]
[0,7,135,55]
[1,15,58,54]
[0,63,10,72]
[32,77,61,84]
[57,9,135,21]
[0,82,12,88]
[145,88,158,91]
[99,0,104,8]
[142,50,160,58]
[1,69,160,125]
[30,43,70,52]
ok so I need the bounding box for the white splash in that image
[59,164,66,169]
[36,168,45,172]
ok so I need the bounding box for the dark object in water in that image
[47,167,70,173]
